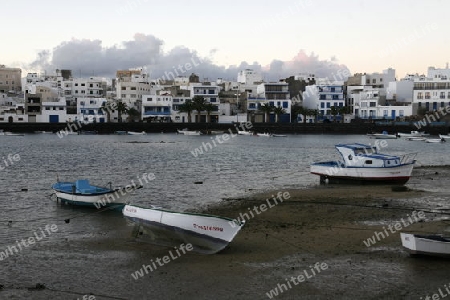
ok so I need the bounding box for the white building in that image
[247,82,291,122]
[352,88,412,120]
[116,70,150,111]
[76,97,107,123]
[427,65,450,79]
[386,78,414,103]
[413,76,450,113]
[141,94,172,122]
[237,69,263,85]
[39,97,68,123]
[303,80,344,122]
[187,84,221,122]
[0,93,27,123]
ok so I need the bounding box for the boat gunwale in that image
[123,204,245,225]
[52,181,114,196]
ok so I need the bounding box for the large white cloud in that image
[29,33,350,81]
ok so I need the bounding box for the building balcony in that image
[143,111,171,116]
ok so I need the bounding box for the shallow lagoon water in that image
[0,133,449,299]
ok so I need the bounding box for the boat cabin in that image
[336,143,401,168]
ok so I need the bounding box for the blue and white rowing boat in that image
[122,205,245,254]
[52,179,135,209]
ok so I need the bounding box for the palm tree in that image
[116,101,128,123]
[101,101,112,123]
[338,106,351,123]
[127,107,140,122]
[291,104,303,123]
[191,96,207,123]
[309,109,319,123]
[330,106,339,122]
[273,106,286,123]
[204,103,215,123]
[259,103,273,123]
[178,100,194,123]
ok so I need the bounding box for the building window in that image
[326,102,331,108]
[282,102,288,108]
[425,92,430,99]
[131,87,136,90]
[417,92,423,99]
[372,79,376,84]
[383,110,388,117]
[441,92,446,99]
[370,102,376,107]
[320,103,325,108]
[81,83,85,86]
[210,97,217,102]
[399,110,404,116]
[249,103,256,109]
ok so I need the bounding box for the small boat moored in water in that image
[256,132,273,137]
[1,130,24,136]
[401,233,450,257]
[438,134,450,141]
[425,138,445,143]
[310,143,417,184]
[52,179,138,209]
[127,131,146,135]
[398,131,429,138]
[237,130,253,135]
[122,204,245,254]
[177,129,202,135]
[367,131,398,139]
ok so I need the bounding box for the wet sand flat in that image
[4,167,450,300]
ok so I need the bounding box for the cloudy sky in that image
[2,0,449,80]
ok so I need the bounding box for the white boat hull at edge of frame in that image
[401,233,450,257]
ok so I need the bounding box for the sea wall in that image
[0,122,448,135]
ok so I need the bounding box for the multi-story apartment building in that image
[247,82,291,122]
[0,93,27,123]
[303,79,345,122]
[0,65,21,93]
[141,94,172,122]
[352,88,412,120]
[77,97,107,123]
[346,68,396,97]
[116,70,151,112]
[187,83,221,122]
[411,66,450,114]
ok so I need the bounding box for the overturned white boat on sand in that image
[123,205,245,254]
[310,143,416,184]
